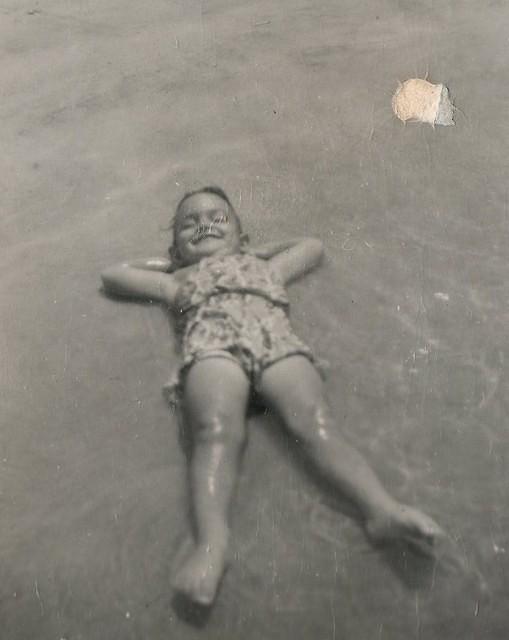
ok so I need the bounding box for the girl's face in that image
[173,193,243,265]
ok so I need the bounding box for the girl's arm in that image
[266,238,324,284]
[251,238,311,260]
[101,257,179,304]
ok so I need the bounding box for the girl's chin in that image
[190,238,223,251]
[184,246,235,264]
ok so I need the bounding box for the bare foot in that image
[365,503,446,557]
[172,537,229,606]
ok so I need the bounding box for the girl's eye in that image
[214,215,228,224]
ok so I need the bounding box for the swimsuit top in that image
[174,252,289,314]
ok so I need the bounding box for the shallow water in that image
[1,1,508,638]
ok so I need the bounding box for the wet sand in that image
[1,1,508,638]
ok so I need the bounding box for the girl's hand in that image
[251,245,277,260]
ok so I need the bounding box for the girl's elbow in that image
[308,238,324,261]
[100,265,125,291]
[100,271,115,292]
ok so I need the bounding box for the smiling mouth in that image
[191,230,223,244]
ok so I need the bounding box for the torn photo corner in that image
[392,78,455,127]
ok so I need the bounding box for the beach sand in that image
[1,1,508,638]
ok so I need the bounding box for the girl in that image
[101,186,445,606]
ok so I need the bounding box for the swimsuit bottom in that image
[163,293,320,408]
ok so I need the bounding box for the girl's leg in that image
[257,356,444,553]
[172,357,250,605]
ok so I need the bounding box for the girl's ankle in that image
[198,527,230,552]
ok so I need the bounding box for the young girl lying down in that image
[101,186,445,606]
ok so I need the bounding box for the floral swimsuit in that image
[163,252,316,406]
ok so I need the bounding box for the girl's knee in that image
[287,399,334,447]
[192,411,246,447]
